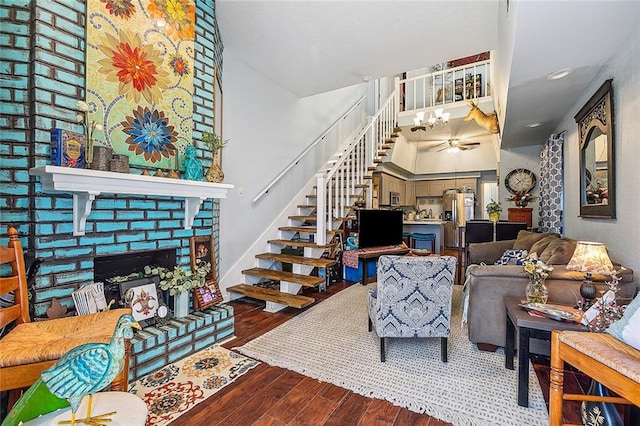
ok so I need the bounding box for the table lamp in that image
[566,241,614,309]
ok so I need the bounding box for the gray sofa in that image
[465,231,636,352]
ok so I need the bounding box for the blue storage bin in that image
[344,258,377,282]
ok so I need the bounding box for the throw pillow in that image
[513,231,559,251]
[494,249,529,265]
[607,293,640,351]
[529,235,559,256]
[539,238,577,265]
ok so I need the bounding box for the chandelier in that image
[410,108,450,132]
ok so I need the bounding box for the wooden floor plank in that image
[323,392,371,426]
[265,377,326,423]
[359,398,401,425]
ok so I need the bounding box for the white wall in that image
[561,30,640,285]
[498,145,542,223]
[219,52,366,280]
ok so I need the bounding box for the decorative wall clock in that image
[505,168,537,194]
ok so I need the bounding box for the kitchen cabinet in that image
[414,178,477,197]
[377,173,406,205]
[405,181,415,206]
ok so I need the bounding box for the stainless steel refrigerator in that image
[443,191,475,248]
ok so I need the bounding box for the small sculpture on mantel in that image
[183,145,204,181]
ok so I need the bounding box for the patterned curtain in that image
[538,133,564,233]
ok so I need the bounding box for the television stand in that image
[356,245,410,284]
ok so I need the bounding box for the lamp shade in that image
[566,241,614,274]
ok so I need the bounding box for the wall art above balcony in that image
[86,0,195,170]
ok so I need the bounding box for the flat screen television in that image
[357,209,403,248]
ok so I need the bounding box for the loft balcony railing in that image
[399,59,491,112]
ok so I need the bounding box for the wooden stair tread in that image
[297,204,317,209]
[267,239,334,249]
[384,138,396,144]
[241,267,325,287]
[381,144,393,149]
[256,252,336,267]
[289,215,317,221]
[279,226,340,234]
[227,284,314,309]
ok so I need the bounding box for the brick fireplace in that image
[0,1,231,380]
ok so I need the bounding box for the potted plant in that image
[156,260,211,317]
[485,199,502,223]
[202,131,227,183]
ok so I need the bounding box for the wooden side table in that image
[508,207,533,228]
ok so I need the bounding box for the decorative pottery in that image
[173,291,189,318]
[526,277,548,304]
[515,200,528,207]
[90,145,113,171]
[183,145,204,181]
[489,212,500,223]
[206,151,224,183]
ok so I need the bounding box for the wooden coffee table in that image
[504,297,586,407]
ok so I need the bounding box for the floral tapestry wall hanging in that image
[86,0,195,169]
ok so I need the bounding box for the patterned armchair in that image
[367,255,457,362]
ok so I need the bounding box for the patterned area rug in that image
[235,285,549,426]
[129,345,259,425]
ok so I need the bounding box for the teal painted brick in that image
[216,326,234,341]
[135,357,167,378]
[0,156,29,168]
[3,184,28,195]
[89,210,115,220]
[146,327,168,345]
[146,230,171,240]
[34,34,53,50]
[194,323,215,340]
[116,232,146,243]
[80,259,93,269]
[116,211,145,220]
[157,201,181,210]
[95,222,128,232]
[13,170,30,182]
[172,228,193,238]
[2,22,28,36]
[129,200,157,209]
[13,145,28,156]
[34,87,53,103]
[187,318,197,333]
[54,223,75,234]
[131,339,145,354]
[54,270,92,284]
[79,234,116,245]
[54,246,92,258]
[33,50,77,73]
[35,236,77,249]
[37,286,74,300]
[95,243,128,255]
[146,210,171,220]
[216,317,234,330]
[163,324,178,340]
[130,241,157,251]
[167,344,193,364]
[194,335,216,351]
[95,199,128,209]
[158,239,180,249]
[40,261,78,275]
[34,275,52,289]
[0,50,29,65]
[35,22,79,49]
[130,221,155,230]
[135,344,166,364]
[167,334,192,351]
[35,209,72,222]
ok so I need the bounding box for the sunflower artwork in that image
[86,0,195,169]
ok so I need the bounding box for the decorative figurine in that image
[182,145,204,181]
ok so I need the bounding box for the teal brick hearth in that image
[129,306,234,382]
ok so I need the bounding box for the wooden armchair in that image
[549,330,640,425]
[0,227,132,409]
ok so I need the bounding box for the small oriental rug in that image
[129,345,259,425]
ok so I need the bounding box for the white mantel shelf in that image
[29,166,234,236]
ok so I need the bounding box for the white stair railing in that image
[316,89,398,245]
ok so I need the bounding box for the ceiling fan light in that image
[428,116,437,125]
[448,146,461,154]
[413,117,421,126]
[442,112,450,123]
[416,111,425,122]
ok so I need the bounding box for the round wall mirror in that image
[574,79,615,219]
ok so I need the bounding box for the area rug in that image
[234,285,549,426]
[129,345,259,425]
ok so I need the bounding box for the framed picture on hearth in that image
[190,235,223,310]
[119,276,163,328]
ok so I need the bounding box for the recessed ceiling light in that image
[547,68,573,80]
[526,122,542,128]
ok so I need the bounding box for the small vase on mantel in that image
[526,277,549,304]
[206,151,224,183]
[173,291,190,318]
[489,212,500,223]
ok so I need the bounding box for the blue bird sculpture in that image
[3,314,141,426]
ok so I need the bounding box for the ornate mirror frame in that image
[574,79,615,219]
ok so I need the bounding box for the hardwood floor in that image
[172,280,586,425]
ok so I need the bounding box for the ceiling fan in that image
[428,138,481,152]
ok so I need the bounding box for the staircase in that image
[227,91,399,312]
